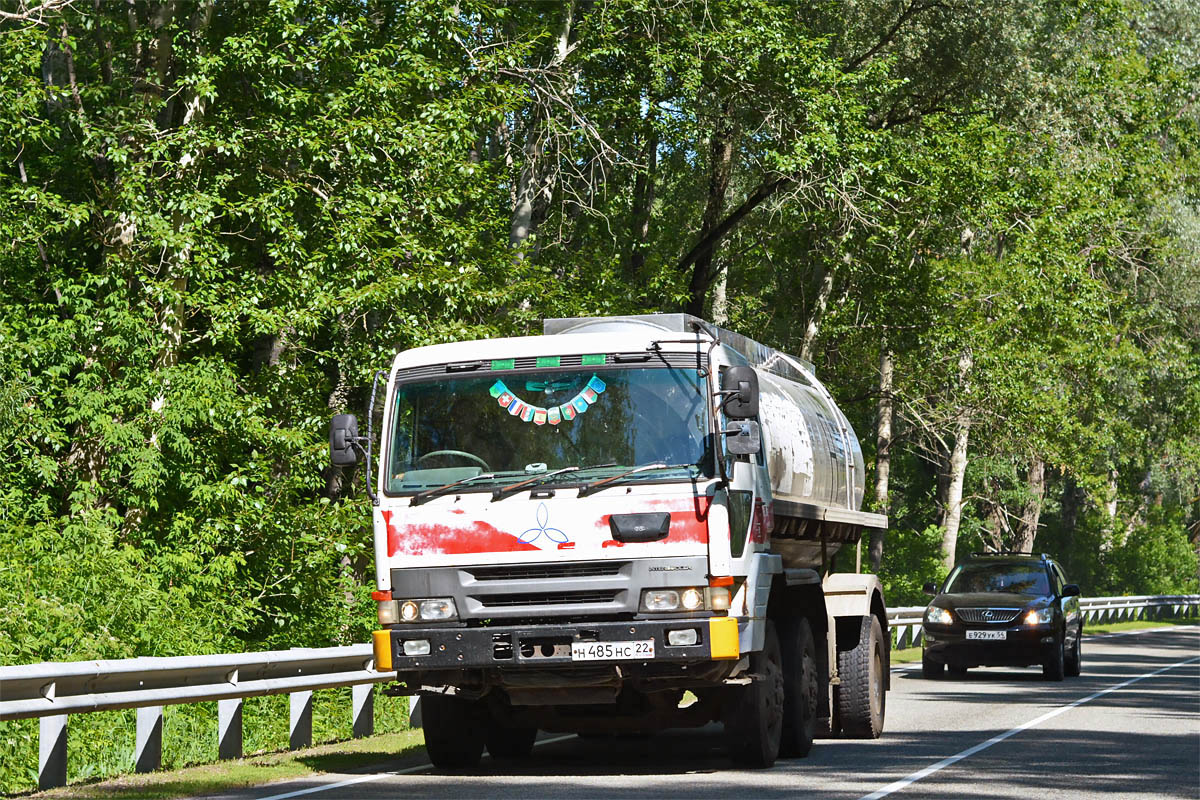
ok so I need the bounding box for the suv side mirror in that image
[329,414,361,466]
[1061,583,1081,598]
[724,420,762,456]
[721,366,759,419]
[923,581,939,596]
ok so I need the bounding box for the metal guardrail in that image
[3,594,1196,792]
[0,645,397,791]
[886,594,1200,649]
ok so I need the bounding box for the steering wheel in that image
[416,449,491,471]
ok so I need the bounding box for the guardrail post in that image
[352,684,374,738]
[409,695,423,729]
[290,691,312,750]
[134,706,162,773]
[218,698,242,760]
[39,713,67,790]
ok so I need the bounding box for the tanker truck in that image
[328,314,889,769]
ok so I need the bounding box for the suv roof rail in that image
[969,551,1051,560]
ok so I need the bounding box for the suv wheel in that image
[1042,637,1065,682]
[1064,624,1082,677]
[922,651,944,679]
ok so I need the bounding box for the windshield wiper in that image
[410,472,497,506]
[491,463,618,501]
[576,462,695,497]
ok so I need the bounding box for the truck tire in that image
[837,615,886,738]
[778,617,818,758]
[723,620,784,768]
[486,722,537,759]
[422,693,485,769]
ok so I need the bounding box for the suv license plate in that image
[966,630,1007,641]
[571,640,655,661]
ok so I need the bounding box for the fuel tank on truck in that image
[544,314,874,571]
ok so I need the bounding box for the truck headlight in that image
[641,587,715,613]
[924,605,953,625]
[396,597,458,622]
[1023,607,1053,625]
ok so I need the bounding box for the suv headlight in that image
[924,606,953,625]
[640,587,728,612]
[1023,607,1053,625]
[396,597,458,623]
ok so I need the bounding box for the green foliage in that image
[0,0,1197,793]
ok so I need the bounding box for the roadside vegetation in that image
[1,0,1196,793]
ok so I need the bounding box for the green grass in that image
[25,729,425,800]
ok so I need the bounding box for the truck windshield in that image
[387,365,711,494]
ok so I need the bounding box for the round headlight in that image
[680,587,704,611]
[399,600,420,622]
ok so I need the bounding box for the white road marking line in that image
[254,733,577,800]
[858,654,1200,800]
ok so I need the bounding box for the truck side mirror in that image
[330,414,361,466]
[1061,583,1081,598]
[923,581,938,596]
[721,366,759,419]
[724,420,762,456]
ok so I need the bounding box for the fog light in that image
[403,639,431,656]
[667,628,699,646]
[377,600,399,625]
[399,600,419,622]
[680,587,704,611]
[707,587,730,611]
[642,589,681,612]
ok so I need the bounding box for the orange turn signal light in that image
[371,590,392,601]
[709,576,734,587]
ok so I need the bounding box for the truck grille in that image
[465,563,626,582]
[476,590,621,608]
[955,608,1021,624]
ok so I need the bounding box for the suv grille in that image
[956,608,1021,624]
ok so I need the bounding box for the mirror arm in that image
[362,369,386,507]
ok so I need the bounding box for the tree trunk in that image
[939,350,973,569]
[685,100,735,316]
[867,346,893,571]
[627,123,657,279]
[799,262,836,363]
[509,0,575,260]
[1061,473,1083,573]
[1014,456,1045,552]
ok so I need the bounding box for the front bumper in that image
[922,623,1057,668]
[373,617,740,672]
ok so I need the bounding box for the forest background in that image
[0,0,1197,791]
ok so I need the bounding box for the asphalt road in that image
[208,626,1199,800]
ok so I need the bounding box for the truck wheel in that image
[723,620,784,768]
[422,693,485,769]
[1065,625,1082,677]
[921,651,943,679]
[837,615,886,738]
[486,722,537,759]
[779,617,818,758]
[1043,636,1065,681]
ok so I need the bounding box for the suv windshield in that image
[944,562,1051,595]
[387,365,710,494]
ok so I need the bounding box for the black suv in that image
[921,553,1082,681]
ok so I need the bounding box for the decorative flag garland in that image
[489,374,607,426]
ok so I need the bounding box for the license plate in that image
[966,630,1007,641]
[571,639,655,661]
